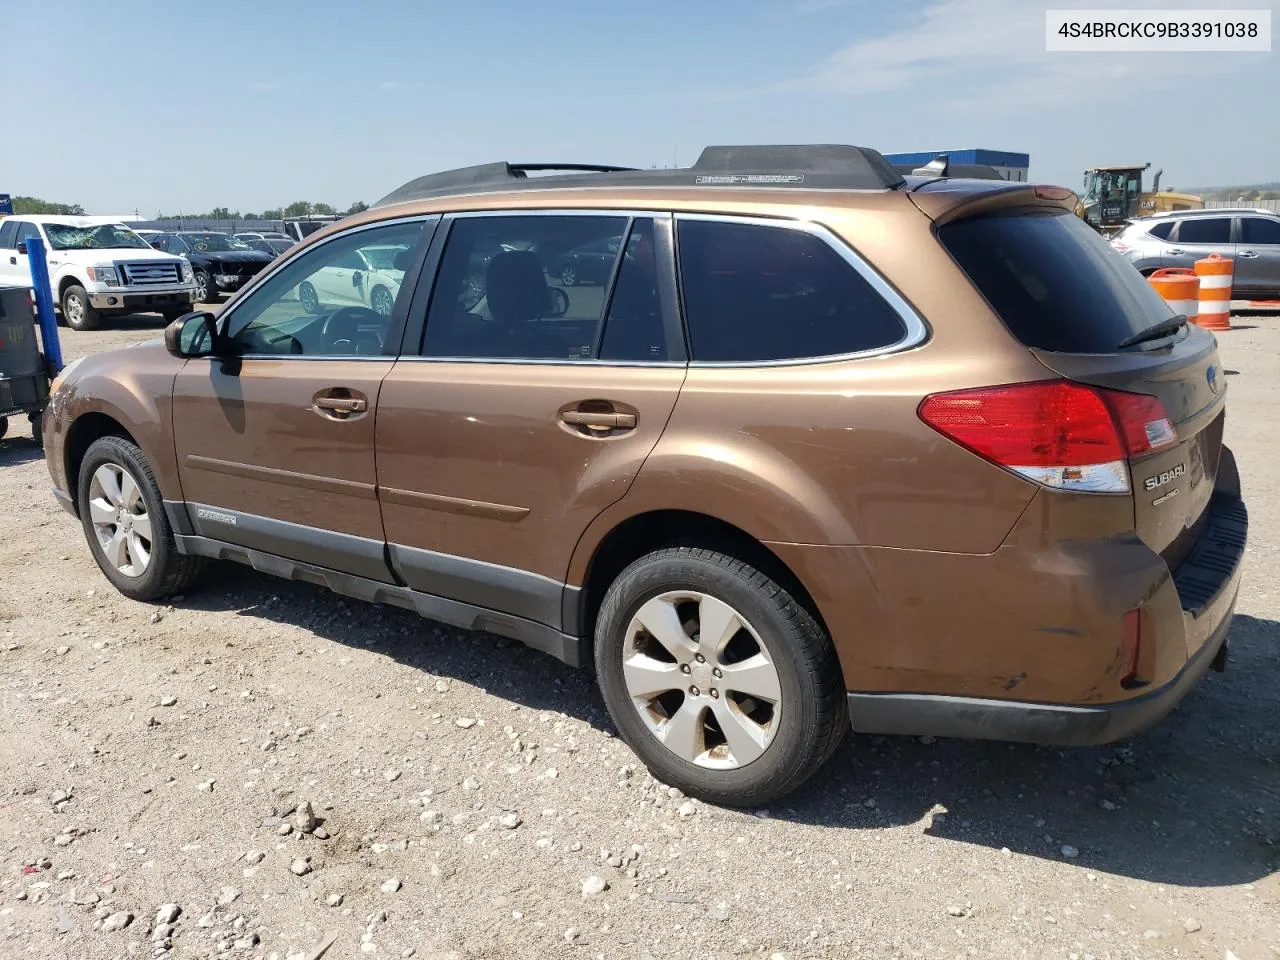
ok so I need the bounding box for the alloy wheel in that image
[88,463,152,578]
[622,591,782,769]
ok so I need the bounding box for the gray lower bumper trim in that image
[846,597,1234,747]
[174,533,587,668]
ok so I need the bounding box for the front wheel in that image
[370,285,394,317]
[61,284,102,331]
[594,547,847,807]
[299,280,320,314]
[193,270,213,304]
[77,436,205,601]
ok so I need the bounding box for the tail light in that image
[1110,239,1132,253]
[1120,608,1142,687]
[918,380,1177,494]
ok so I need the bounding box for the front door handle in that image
[1166,247,1184,255]
[7,256,14,265]
[560,410,637,430]
[315,396,367,413]
[1237,250,1259,258]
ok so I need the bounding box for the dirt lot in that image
[1,309,1277,960]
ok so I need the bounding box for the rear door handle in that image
[560,410,637,429]
[1237,250,1259,258]
[1166,248,1184,255]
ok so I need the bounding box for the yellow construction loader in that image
[1076,164,1203,235]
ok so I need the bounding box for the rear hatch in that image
[933,203,1227,576]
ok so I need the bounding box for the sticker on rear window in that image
[694,174,805,185]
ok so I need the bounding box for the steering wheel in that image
[320,307,384,355]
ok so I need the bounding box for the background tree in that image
[12,196,85,215]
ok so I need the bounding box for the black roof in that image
[374,145,906,207]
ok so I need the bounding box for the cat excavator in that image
[1075,164,1203,236]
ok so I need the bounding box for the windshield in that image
[362,246,407,270]
[45,223,150,251]
[184,233,251,252]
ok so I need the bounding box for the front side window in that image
[1174,218,1231,244]
[222,219,427,357]
[13,222,42,249]
[164,236,189,255]
[676,219,908,362]
[423,214,628,360]
[1241,217,1280,245]
[0,220,18,249]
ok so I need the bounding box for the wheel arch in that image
[572,508,826,645]
[63,412,140,516]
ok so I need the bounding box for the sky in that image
[2,0,1276,215]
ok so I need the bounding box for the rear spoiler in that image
[907,182,1080,225]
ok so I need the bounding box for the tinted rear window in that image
[1175,217,1230,244]
[677,219,907,362]
[939,210,1174,353]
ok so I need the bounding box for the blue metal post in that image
[25,235,63,374]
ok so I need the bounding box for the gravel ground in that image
[1,310,1277,960]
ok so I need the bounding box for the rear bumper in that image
[846,586,1235,745]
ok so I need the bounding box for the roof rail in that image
[374,144,905,207]
[895,155,1007,181]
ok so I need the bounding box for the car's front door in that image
[1236,215,1280,298]
[171,216,435,581]
[1165,216,1234,270]
[375,212,686,631]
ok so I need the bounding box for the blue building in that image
[883,149,1030,182]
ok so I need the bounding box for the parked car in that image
[1111,207,1280,298]
[149,232,273,303]
[234,231,294,244]
[42,146,1247,806]
[297,242,412,317]
[243,237,294,259]
[0,216,194,330]
[546,236,621,286]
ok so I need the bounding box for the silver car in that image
[1111,208,1280,299]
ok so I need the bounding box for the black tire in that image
[161,308,189,323]
[0,417,7,440]
[27,412,42,448]
[77,436,205,601]
[594,546,847,807]
[61,284,102,331]
[193,270,214,305]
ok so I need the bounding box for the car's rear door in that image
[1236,215,1280,298]
[171,216,436,580]
[1164,216,1235,270]
[374,211,686,633]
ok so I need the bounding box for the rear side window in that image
[676,220,907,362]
[939,210,1174,353]
[1147,221,1174,240]
[1174,217,1230,244]
[1241,217,1280,244]
[0,220,16,249]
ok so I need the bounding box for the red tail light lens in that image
[1120,608,1142,687]
[918,381,1177,493]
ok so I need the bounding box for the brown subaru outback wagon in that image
[44,145,1247,806]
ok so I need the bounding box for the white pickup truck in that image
[0,216,196,330]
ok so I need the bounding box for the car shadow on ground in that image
[0,434,45,467]
[172,563,1278,889]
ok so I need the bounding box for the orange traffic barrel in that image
[1147,268,1200,320]
[1193,254,1233,331]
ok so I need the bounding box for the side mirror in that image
[16,241,27,255]
[165,311,219,358]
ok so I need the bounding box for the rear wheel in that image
[594,546,846,806]
[77,436,205,601]
[370,285,394,317]
[299,281,320,314]
[61,284,101,331]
